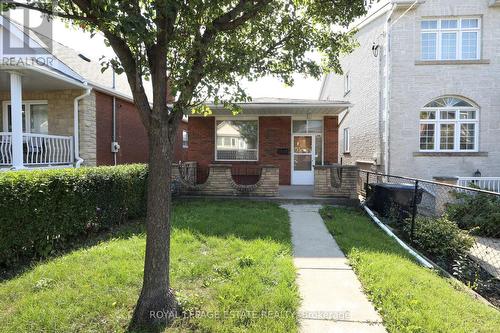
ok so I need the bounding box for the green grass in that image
[0,200,299,333]
[320,206,500,333]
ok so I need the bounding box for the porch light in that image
[473,169,482,177]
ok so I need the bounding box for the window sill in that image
[413,151,488,157]
[415,59,490,66]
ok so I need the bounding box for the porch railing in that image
[457,177,500,193]
[0,133,12,165]
[0,132,74,167]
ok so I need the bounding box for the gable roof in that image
[0,16,86,85]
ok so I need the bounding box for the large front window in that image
[421,18,481,61]
[2,101,49,134]
[419,97,478,152]
[216,120,258,161]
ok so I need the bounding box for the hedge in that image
[0,164,148,266]
[402,215,474,267]
[446,191,500,238]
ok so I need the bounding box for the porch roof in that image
[198,97,351,116]
[0,67,88,92]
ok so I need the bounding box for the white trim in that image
[343,128,351,153]
[182,130,189,149]
[74,88,91,167]
[291,134,316,185]
[214,117,259,162]
[419,97,479,153]
[290,118,325,185]
[344,71,351,96]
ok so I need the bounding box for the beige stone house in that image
[0,16,187,170]
[320,0,500,186]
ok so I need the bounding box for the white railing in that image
[0,132,74,167]
[0,132,12,165]
[23,133,74,165]
[216,149,258,161]
[457,177,500,193]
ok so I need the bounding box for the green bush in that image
[403,216,474,265]
[446,191,500,237]
[0,164,148,266]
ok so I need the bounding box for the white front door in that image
[292,135,315,185]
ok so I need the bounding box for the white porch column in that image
[10,72,24,169]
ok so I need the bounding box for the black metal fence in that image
[359,170,500,307]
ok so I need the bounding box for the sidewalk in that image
[282,204,386,333]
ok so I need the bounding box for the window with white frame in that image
[216,119,258,161]
[419,97,479,152]
[343,128,350,153]
[421,18,481,61]
[182,130,188,148]
[2,101,49,134]
[344,72,351,96]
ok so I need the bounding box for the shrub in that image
[446,191,500,238]
[403,216,474,266]
[0,164,148,266]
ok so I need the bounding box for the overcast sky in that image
[50,19,323,100]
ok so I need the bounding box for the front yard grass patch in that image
[0,200,299,333]
[320,206,500,333]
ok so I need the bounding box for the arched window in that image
[420,97,478,152]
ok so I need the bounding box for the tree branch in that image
[8,1,89,21]
[70,0,153,129]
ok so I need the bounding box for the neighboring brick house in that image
[0,16,187,170]
[320,0,500,182]
[187,98,349,186]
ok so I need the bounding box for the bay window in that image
[419,97,478,152]
[216,119,258,161]
[421,18,481,61]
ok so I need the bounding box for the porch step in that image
[175,195,359,206]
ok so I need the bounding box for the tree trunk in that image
[130,121,178,329]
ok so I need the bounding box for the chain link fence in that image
[359,170,500,307]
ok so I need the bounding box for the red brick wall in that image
[259,116,291,185]
[187,116,292,185]
[187,117,215,176]
[95,91,188,165]
[174,121,188,162]
[324,116,339,165]
[95,92,114,165]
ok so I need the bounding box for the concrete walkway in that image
[282,204,386,333]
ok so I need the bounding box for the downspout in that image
[112,69,117,166]
[74,86,91,168]
[383,5,395,175]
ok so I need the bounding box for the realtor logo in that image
[1,2,54,65]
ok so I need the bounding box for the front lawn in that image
[320,206,500,333]
[0,200,299,333]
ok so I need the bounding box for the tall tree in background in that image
[5,0,365,329]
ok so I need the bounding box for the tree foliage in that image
[3,0,367,327]
[7,0,365,117]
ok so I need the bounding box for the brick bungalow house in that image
[186,98,350,187]
[0,16,187,170]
